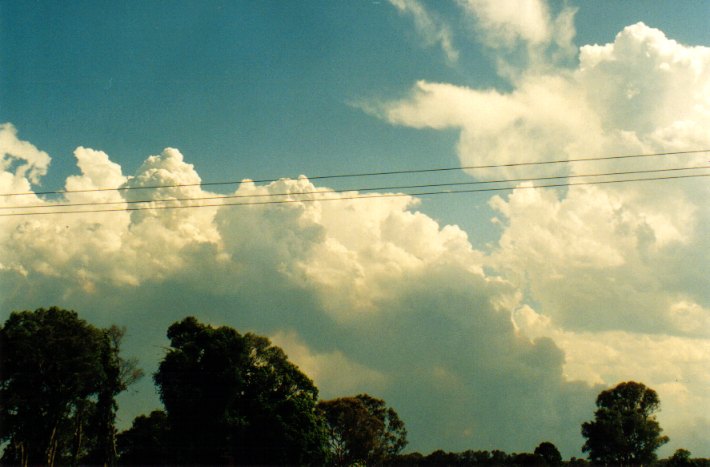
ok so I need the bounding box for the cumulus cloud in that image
[271,329,388,397]
[0,128,601,456]
[370,19,710,456]
[0,123,51,188]
[514,305,710,455]
[389,0,459,64]
[1,12,709,461]
[490,182,707,337]
[376,23,710,179]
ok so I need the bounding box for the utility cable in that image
[1,149,707,197]
[1,164,707,211]
[1,172,707,217]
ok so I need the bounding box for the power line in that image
[2,149,708,198]
[2,164,707,211]
[1,172,707,217]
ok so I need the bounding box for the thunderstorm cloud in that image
[1,11,709,459]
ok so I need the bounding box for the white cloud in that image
[0,131,600,456]
[514,305,710,456]
[457,0,578,76]
[489,182,707,337]
[0,123,51,188]
[2,12,709,461]
[371,19,710,456]
[270,329,388,397]
[0,147,222,292]
[460,0,553,46]
[377,22,709,178]
[577,23,710,143]
[389,0,459,64]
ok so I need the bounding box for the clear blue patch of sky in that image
[2,1,474,184]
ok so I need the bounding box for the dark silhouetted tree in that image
[582,381,669,465]
[425,449,459,465]
[85,325,143,465]
[0,307,141,467]
[666,448,694,467]
[116,410,170,465]
[534,441,562,465]
[317,393,407,465]
[152,316,328,464]
[512,452,545,465]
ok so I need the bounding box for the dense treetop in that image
[2,308,708,466]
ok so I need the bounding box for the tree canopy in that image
[581,381,669,465]
[317,393,408,465]
[116,410,170,465]
[534,442,562,465]
[149,316,328,464]
[6,307,706,466]
[0,307,141,467]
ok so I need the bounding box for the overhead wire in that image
[1,164,708,212]
[1,171,708,217]
[1,148,708,198]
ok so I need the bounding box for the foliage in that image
[661,449,710,467]
[317,393,408,465]
[581,381,669,465]
[116,410,170,465]
[148,316,328,465]
[390,447,569,466]
[534,441,562,465]
[0,307,141,467]
[666,449,694,467]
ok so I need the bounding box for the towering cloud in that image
[0,126,601,454]
[1,12,708,460]
[372,19,710,455]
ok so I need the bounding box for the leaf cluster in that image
[0,307,142,466]
[134,316,329,465]
[581,381,669,465]
[317,393,408,465]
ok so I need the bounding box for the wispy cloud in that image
[460,0,553,46]
[0,123,51,185]
[457,0,577,77]
[389,0,459,64]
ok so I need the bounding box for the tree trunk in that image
[72,402,86,466]
[17,441,28,467]
[46,424,59,467]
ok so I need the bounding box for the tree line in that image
[0,307,707,466]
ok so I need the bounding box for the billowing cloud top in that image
[1,14,709,460]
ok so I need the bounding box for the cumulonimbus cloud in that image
[368,19,710,456]
[1,16,708,460]
[0,128,600,455]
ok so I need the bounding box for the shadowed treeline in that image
[1,307,708,466]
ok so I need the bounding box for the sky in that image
[1,0,709,458]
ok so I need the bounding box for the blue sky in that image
[1,0,709,458]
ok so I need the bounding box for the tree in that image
[151,316,328,464]
[116,410,170,465]
[667,449,694,467]
[84,326,144,465]
[581,381,669,465]
[512,452,545,465]
[534,441,562,465]
[0,307,141,467]
[317,393,408,465]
